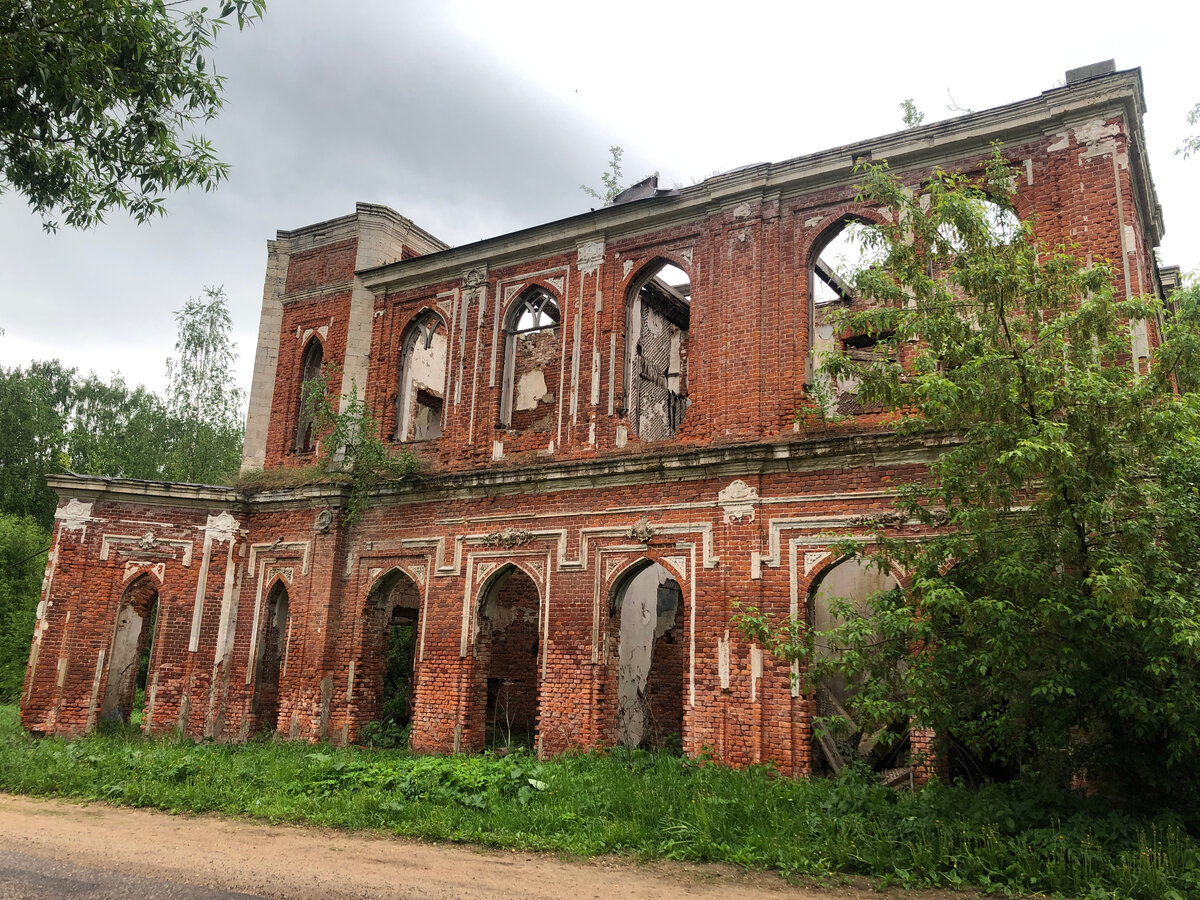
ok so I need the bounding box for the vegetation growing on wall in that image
[299,370,419,527]
[742,149,1200,817]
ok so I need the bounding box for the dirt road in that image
[0,794,962,899]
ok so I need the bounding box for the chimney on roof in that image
[1065,59,1116,85]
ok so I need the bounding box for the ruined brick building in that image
[20,63,1175,776]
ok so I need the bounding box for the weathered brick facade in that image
[21,66,1174,775]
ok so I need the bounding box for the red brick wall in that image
[25,99,1169,781]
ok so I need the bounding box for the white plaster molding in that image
[718,630,731,689]
[804,551,830,576]
[267,565,294,584]
[576,239,605,276]
[662,556,689,581]
[205,511,239,543]
[717,479,759,524]
[474,560,499,584]
[604,557,624,582]
[750,645,763,703]
[100,533,193,567]
[123,561,166,584]
[55,499,94,532]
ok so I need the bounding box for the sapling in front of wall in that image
[739,148,1200,817]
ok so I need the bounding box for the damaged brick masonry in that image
[20,63,1183,778]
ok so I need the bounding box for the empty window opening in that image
[395,312,447,442]
[937,198,1021,252]
[99,576,159,727]
[474,566,541,751]
[296,338,324,453]
[612,562,684,750]
[356,569,421,746]
[808,558,909,784]
[501,288,561,431]
[626,261,690,441]
[810,220,887,413]
[813,221,885,305]
[252,582,289,734]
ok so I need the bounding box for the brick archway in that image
[465,564,543,753]
[346,567,423,745]
[607,558,686,751]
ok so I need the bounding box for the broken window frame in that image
[807,216,889,405]
[295,337,324,453]
[623,259,691,441]
[394,309,447,443]
[499,287,562,429]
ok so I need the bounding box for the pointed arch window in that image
[296,338,323,453]
[625,260,690,440]
[500,288,561,430]
[808,219,890,416]
[395,311,447,442]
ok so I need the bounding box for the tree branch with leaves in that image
[0,0,265,230]
[740,149,1200,816]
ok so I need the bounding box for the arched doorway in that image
[99,574,159,726]
[807,557,909,783]
[473,565,541,750]
[611,561,684,750]
[356,568,422,745]
[252,581,289,734]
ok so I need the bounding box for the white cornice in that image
[359,68,1158,295]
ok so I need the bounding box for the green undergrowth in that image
[1,706,1197,898]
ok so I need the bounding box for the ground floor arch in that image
[252,581,290,735]
[610,559,685,750]
[350,567,423,745]
[468,564,542,751]
[807,556,909,782]
[99,574,159,727]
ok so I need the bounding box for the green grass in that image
[1,704,1197,898]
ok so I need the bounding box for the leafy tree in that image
[900,99,925,129]
[581,146,627,205]
[0,361,74,526]
[66,373,171,480]
[0,514,48,701]
[163,285,245,483]
[1180,102,1200,159]
[1168,276,1200,394]
[0,0,265,230]
[743,151,1200,814]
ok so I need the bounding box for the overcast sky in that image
[2,0,1197,400]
